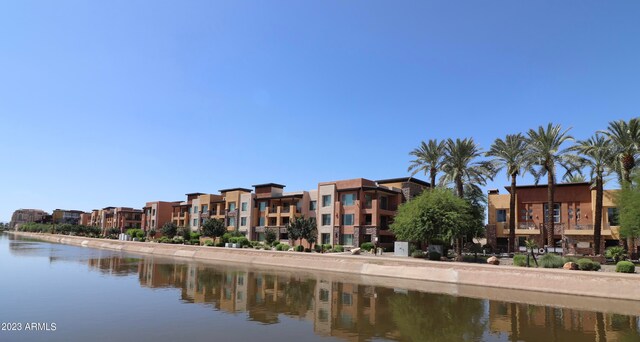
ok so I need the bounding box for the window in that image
[151,219,155,228]
[193,218,197,226]
[380,216,389,229]
[365,194,372,209]
[342,193,355,206]
[322,214,331,226]
[257,233,265,241]
[322,195,332,207]
[193,206,198,213]
[319,289,329,302]
[364,214,372,225]
[342,234,354,245]
[228,202,236,211]
[296,201,302,212]
[544,203,561,223]
[342,214,354,225]
[152,209,156,216]
[342,292,353,305]
[241,202,247,211]
[608,208,620,226]
[241,217,247,226]
[259,201,267,211]
[496,209,507,223]
[321,233,330,245]
[202,204,208,213]
[309,201,317,210]
[228,217,236,226]
[380,196,388,210]
[259,217,265,226]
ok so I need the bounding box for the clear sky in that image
[1,1,639,221]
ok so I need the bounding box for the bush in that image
[158,236,171,244]
[539,253,564,268]
[577,258,600,271]
[411,250,424,258]
[563,256,579,264]
[513,254,529,267]
[314,245,322,253]
[204,240,214,247]
[333,245,344,253]
[275,243,290,251]
[615,261,636,273]
[295,245,304,252]
[221,233,234,244]
[360,242,375,252]
[148,229,156,238]
[606,246,626,263]
[236,237,250,247]
[161,222,178,238]
[428,251,441,261]
[215,242,225,247]
[322,244,332,252]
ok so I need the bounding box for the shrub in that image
[563,256,578,264]
[314,244,322,253]
[360,242,375,252]
[215,242,225,247]
[265,228,277,245]
[161,222,178,238]
[333,245,344,252]
[577,258,599,271]
[606,246,626,263]
[615,261,636,273]
[295,245,304,252]
[204,240,214,247]
[513,254,529,267]
[236,237,250,247]
[428,251,441,261]
[148,229,156,238]
[221,233,234,244]
[322,244,332,252]
[276,243,290,251]
[411,250,424,258]
[539,254,564,268]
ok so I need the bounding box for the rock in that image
[351,248,361,255]
[563,262,578,270]
[487,256,500,265]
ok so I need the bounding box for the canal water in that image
[1,232,639,342]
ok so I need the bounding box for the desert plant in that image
[513,254,533,267]
[360,242,375,252]
[411,250,424,258]
[204,240,214,247]
[577,258,601,271]
[615,261,636,273]
[605,246,626,263]
[333,245,344,253]
[539,253,564,268]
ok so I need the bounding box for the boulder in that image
[351,248,361,255]
[563,262,578,270]
[487,256,500,265]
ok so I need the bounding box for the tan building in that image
[141,201,177,233]
[486,182,622,255]
[9,209,49,229]
[79,212,91,226]
[52,209,84,225]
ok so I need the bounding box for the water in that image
[1,232,639,342]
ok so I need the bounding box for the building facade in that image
[9,209,49,229]
[486,182,622,255]
[141,201,177,233]
[52,209,84,225]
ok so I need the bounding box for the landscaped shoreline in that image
[10,231,640,303]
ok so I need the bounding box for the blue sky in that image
[1,1,639,221]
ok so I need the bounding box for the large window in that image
[193,218,197,226]
[365,194,373,209]
[240,217,247,226]
[202,205,208,213]
[321,233,330,245]
[496,209,507,223]
[543,203,561,223]
[342,234,354,246]
[241,202,247,211]
[228,217,236,227]
[259,217,265,226]
[342,193,355,206]
[322,214,331,226]
[259,201,267,211]
[309,201,317,210]
[608,207,620,226]
[193,206,198,214]
[228,202,236,211]
[380,196,388,210]
[342,214,354,225]
[322,195,332,207]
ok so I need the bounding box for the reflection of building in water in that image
[489,301,638,341]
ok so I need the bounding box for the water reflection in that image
[6,235,640,342]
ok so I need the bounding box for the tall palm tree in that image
[440,138,495,259]
[407,139,445,189]
[600,118,640,184]
[486,134,529,253]
[600,118,640,254]
[526,123,574,248]
[568,134,615,255]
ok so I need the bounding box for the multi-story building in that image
[191,194,226,232]
[317,177,429,249]
[9,209,49,229]
[171,193,200,228]
[98,207,142,234]
[52,209,84,225]
[486,182,622,255]
[218,188,253,233]
[141,201,177,233]
[251,183,317,243]
[79,212,91,226]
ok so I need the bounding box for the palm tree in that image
[440,138,495,259]
[563,174,586,183]
[407,139,445,189]
[600,118,640,253]
[568,134,615,255]
[486,134,529,253]
[600,118,640,184]
[526,123,574,248]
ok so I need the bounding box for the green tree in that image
[202,218,226,240]
[568,134,615,255]
[407,139,445,189]
[391,188,479,249]
[265,227,277,245]
[617,173,640,243]
[161,222,178,238]
[526,123,574,247]
[286,216,303,245]
[285,216,317,247]
[440,138,494,259]
[486,133,529,253]
[600,118,640,184]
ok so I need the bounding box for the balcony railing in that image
[570,224,594,230]
[518,222,537,230]
[540,222,565,234]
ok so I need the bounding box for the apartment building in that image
[9,209,49,229]
[99,207,142,234]
[251,183,317,243]
[191,193,226,232]
[79,212,91,226]
[218,188,253,233]
[486,182,622,255]
[141,201,177,232]
[171,193,200,228]
[52,209,84,225]
[317,177,429,249]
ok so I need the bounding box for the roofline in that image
[219,188,253,193]
[505,182,591,193]
[376,177,430,187]
[252,183,286,189]
[185,192,205,196]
